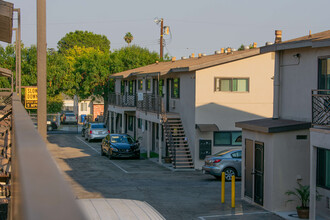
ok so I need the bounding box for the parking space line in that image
[198,211,270,219]
[75,136,128,174]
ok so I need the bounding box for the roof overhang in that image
[236,118,311,133]
[260,39,330,53]
[196,124,219,132]
[0,1,13,43]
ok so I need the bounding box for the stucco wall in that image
[279,47,330,121]
[195,52,275,169]
[242,129,310,212]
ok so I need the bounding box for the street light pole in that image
[160,18,163,60]
[37,0,47,140]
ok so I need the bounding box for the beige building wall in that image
[194,53,275,168]
[242,129,310,212]
[279,47,330,121]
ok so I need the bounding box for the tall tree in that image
[57,30,111,54]
[124,32,133,46]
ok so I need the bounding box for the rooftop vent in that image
[190,53,195,58]
[156,61,159,64]
[215,50,221,54]
[252,42,257,48]
[181,56,187,60]
[198,53,202,58]
[265,42,273,46]
[244,45,250,50]
[171,57,176,62]
[232,48,237,52]
[227,48,232,53]
[221,48,225,53]
[202,53,206,57]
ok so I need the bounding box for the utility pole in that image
[160,18,164,60]
[37,0,47,140]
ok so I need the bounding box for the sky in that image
[4,0,330,58]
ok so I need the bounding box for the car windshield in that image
[110,135,135,144]
[91,124,106,129]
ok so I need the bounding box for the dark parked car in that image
[101,134,140,159]
[202,149,242,181]
[47,120,58,131]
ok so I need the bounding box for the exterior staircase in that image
[161,116,194,170]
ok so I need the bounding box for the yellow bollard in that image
[231,175,235,208]
[221,172,225,203]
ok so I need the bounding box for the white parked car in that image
[85,123,109,142]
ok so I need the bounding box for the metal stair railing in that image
[160,101,176,168]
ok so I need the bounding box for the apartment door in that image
[245,139,253,199]
[254,142,264,206]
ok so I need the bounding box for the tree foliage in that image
[124,32,133,46]
[109,45,161,74]
[57,30,111,54]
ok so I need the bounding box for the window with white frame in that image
[80,102,87,111]
[215,78,249,92]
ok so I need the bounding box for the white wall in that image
[242,129,310,212]
[279,47,330,121]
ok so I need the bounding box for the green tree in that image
[124,32,133,46]
[72,49,111,114]
[109,45,161,75]
[57,30,111,54]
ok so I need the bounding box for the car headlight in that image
[111,148,118,152]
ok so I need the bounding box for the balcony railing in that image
[109,93,136,107]
[137,93,162,114]
[8,92,86,220]
[312,90,330,127]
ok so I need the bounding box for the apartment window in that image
[214,131,242,146]
[318,58,330,90]
[171,78,180,98]
[159,79,164,96]
[128,81,134,95]
[317,148,330,189]
[146,79,151,91]
[121,80,125,94]
[138,118,142,129]
[215,78,249,92]
[138,80,143,90]
[128,116,134,131]
[80,103,87,111]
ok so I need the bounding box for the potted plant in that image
[285,182,321,219]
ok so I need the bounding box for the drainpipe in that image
[273,51,281,119]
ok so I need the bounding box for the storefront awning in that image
[196,124,219,132]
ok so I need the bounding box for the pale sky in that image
[5,0,330,58]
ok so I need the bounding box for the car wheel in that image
[223,167,237,182]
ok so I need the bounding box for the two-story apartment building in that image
[236,30,330,219]
[109,48,274,170]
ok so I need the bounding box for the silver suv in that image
[85,123,109,142]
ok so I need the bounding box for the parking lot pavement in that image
[47,134,283,220]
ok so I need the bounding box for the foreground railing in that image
[109,93,136,107]
[137,93,162,114]
[10,93,86,220]
[312,90,330,128]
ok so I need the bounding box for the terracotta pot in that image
[297,207,309,219]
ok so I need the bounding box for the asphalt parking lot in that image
[47,134,283,220]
